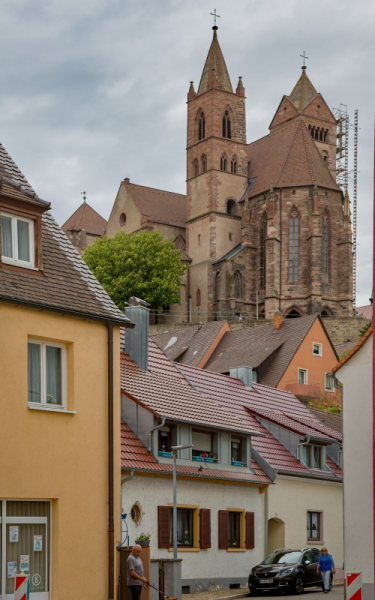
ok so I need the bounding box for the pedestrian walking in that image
[127,544,148,600]
[317,547,336,593]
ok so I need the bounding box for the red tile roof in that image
[124,181,187,229]
[355,305,373,319]
[62,202,107,236]
[332,325,373,373]
[121,421,270,484]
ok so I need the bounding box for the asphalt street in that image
[255,587,344,599]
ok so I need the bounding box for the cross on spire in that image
[210,9,220,26]
[300,51,309,67]
[81,191,87,203]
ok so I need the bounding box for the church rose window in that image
[289,210,299,281]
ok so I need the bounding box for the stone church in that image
[68,26,353,323]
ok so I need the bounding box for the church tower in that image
[186,26,248,321]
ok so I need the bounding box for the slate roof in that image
[177,363,342,480]
[204,314,322,387]
[197,27,233,95]
[307,407,343,435]
[121,338,261,435]
[0,142,131,325]
[123,180,186,229]
[62,202,107,236]
[152,321,228,367]
[121,421,270,484]
[335,341,357,358]
[247,117,341,199]
[289,67,318,111]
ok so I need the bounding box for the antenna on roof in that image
[81,191,87,203]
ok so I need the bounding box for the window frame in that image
[325,373,334,392]
[298,368,308,384]
[312,342,322,357]
[1,211,35,269]
[301,444,323,470]
[159,504,200,551]
[28,339,67,410]
[218,509,254,551]
[288,210,299,282]
[306,510,323,542]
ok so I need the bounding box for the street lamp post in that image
[171,444,193,559]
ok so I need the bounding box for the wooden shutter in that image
[158,506,171,548]
[246,512,255,549]
[218,510,229,549]
[200,508,211,549]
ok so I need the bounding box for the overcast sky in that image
[0,0,373,306]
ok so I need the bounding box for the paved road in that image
[255,587,344,600]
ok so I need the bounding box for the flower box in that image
[231,460,242,466]
[158,451,172,457]
[204,457,214,463]
[192,456,204,462]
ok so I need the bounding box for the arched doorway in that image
[268,518,285,554]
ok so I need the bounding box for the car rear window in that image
[262,551,301,565]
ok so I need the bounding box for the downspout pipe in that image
[148,417,167,453]
[108,323,115,600]
[296,435,311,462]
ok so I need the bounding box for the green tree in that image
[83,230,185,310]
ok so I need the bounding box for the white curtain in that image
[17,220,30,262]
[1,216,12,258]
[28,343,41,403]
[46,346,62,405]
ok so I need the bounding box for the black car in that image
[249,547,332,595]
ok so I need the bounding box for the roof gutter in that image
[0,296,134,328]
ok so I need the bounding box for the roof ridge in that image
[126,181,186,198]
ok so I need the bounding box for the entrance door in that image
[1,501,50,600]
[268,518,285,554]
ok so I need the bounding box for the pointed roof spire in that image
[289,66,318,112]
[236,76,245,97]
[197,27,233,95]
[188,81,196,101]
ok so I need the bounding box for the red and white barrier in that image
[346,572,362,600]
[14,574,30,600]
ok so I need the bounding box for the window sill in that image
[1,257,37,270]
[168,547,200,552]
[307,540,324,545]
[227,548,247,552]
[28,405,76,414]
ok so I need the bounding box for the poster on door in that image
[33,535,42,551]
[9,525,19,542]
[20,555,30,571]
[7,561,17,578]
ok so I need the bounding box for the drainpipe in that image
[148,417,167,453]
[121,470,135,485]
[108,322,115,600]
[296,435,311,462]
[187,264,191,323]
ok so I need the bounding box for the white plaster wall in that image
[122,474,265,581]
[337,335,374,587]
[268,477,343,575]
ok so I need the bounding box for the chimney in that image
[125,297,150,371]
[273,313,283,331]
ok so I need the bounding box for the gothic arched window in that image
[196,289,201,307]
[226,199,236,215]
[222,110,231,139]
[201,154,207,173]
[260,214,267,289]
[231,158,237,174]
[193,159,199,177]
[198,112,205,140]
[289,210,299,281]
[214,272,220,302]
[322,216,329,275]
[226,272,231,297]
[220,155,227,172]
[234,271,242,299]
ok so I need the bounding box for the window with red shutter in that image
[246,512,255,549]
[200,508,211,549]
[158,506,171,548]
[218,510,229,549]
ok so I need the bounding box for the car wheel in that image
[293,576,305,594]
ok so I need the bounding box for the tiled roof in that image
[62,202,107,236]
[288,68,318,111]
[307,407,343,435]
[177,364,342,479]
[334,341,357,358]
[197,28,233,95]
[355,305,373,319]
[332,325,373,373]
[124,181,186,228]
[0,143,36,194]
[212,243,243,265]
[204,314,319,387]
[173,234,191,262]
[121,338,260,435]
[247,117,341,199]
[0,141,131,325]
[152,321,229,367]
[121,421,270,484]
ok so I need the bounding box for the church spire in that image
[289,66,318,111]
[197,27,233,95]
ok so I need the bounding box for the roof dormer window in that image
[1,212,35,269]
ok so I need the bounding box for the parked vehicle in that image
[249,547,332,595]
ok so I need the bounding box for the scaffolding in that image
[333,105,359,309]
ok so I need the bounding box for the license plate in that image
[259,579,273,584]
